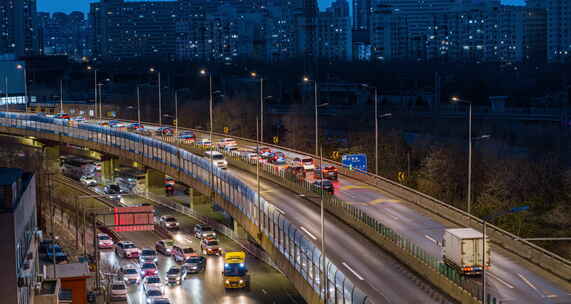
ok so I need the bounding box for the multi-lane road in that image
[73,119,571,303]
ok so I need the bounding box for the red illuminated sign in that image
[112,206,154,232]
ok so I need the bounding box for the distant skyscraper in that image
[90,0,182,61]
[544,0,571,62]
[369,4,408,61]
[39,11,88,60]
[0,0,39,57]
[353,0,371,30]
[318,0,352,61]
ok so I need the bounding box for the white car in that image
[143,276,163,292]
[97,233,114,249]
[110,281,128,301]
[145,288,164,303]
[80,176,97,187]
[216,138,237,148]
[139,248,158,264]
[196,138,212,147]
[294,157,315,171]
[159,216,179,230]
[121,266,140,285]
[204,151,227,169]
[115,241,140,259]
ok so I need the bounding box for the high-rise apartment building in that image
[353,0,371,30]
[544,0,571,62]
[369,4,408,61]
[318,0,352,61]
[90,0,182,61]
[0,0,39,56]
[38,11,89,60]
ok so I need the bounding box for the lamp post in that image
[451,97,473,214]
[87,66,97,119]
[16,64,28,111]
[97,83,103,120]
[304,76,321,156]
[149,68,162,126]
[136,86,141,125]
[200,69,214,194]
[59,79,64,114]
[174,90,179,138]
[4,76,8,112]
[362,84,392,175]
[251,72,265,143]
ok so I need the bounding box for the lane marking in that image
[486,272,514,289]
[368,198,400,205]
[424,235,437,244]
[342,262,364,281]
[517,273,544,298]
[340,185,376,191]
[384,209,400,220]
[300,226,317,240]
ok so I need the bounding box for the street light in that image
[362,84,392,176]
[200,69,214,197]
[304,76,320,156]
[136,86,141,125]
[250,72,264,143]
[87,66,97,118]
[149,67,162,126]
[16,64,28,112]
[450,96,473,214]
[96,83,104,120]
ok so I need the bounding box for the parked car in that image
[155,239,175,256]
[115,241,140,258]
[109,281,128,302]
[97,233,114,249]
[194,224,216,239]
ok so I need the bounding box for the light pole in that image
[136,86,141,125]
[251,72,264,143]
[319,146,327,301]
[362,84,392,175]
[4,75,8,112]
[149,68,162,126]
[174,90,179,137]
[451,97,473,214]
[87,66,97,118]
[200,69,214,194]
[304,76,323,156]
[59,79,64,113]
[256,116,262,238]
[16,64,28,111]
[97,83,103,120]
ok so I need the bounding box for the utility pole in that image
[59,79,63,113]
[137,86,141,125]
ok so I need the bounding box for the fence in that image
[0,112,371,304]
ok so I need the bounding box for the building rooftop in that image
[46,263,91,279]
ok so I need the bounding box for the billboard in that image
[341,154,368,172]
[112,206,154,232]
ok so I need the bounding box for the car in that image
[72,116,86,122]
[94,162,102,172]
[109,281,128,301]
[115,241,140,259]
[149,298,171,304]
[223,145,238,152]
[54,113,71,120]
[312,179,335,194]
[201,237,222,256]
[145,288,164,304]
[139,248,158,264]
[140,262,159,278]
[156,127,173,136]
[194,224,216,239]
[45,244,68,263]
[257,147,272,155]
[159,216,179,230]
[172,246,196,263]
[97,233,114,249]
[293,157,315,171]
[165,266,185,285]
[80,175,97,187]
[39,239,55,255]
[103,184,122,200]
[182,254,206,274]
[216,138,237,148]
[285,166,306,180]
[204,151,227,169]
[269,152,287,164]
[128,123,144,130]
[142,276,162,292]
[196,138,212,147]
[314,165,339,180]
[121,265,140,285]
[155,239,175,256]
[178,134,195,143]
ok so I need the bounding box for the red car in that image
[314,166,339,180]
[140,262,158,277]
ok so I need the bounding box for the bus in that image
[60,156,96,180]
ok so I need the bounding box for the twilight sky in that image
[38,0,526,14]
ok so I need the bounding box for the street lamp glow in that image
[250,72,257,78]
[149,67,156,73]
[87,66,92,71]
[303,76,310,82]
[451,96,460,102]
[16,64,23,70]
[200,69,207,75]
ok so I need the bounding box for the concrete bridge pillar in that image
[145,168,165,195]
[233,220,250,240]
[43,145,60,173]
[102,157,117,183]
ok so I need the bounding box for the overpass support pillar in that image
[233,220,249,240]
[102,158,117,183]
[43,145,60,172]
[146,168,165,195]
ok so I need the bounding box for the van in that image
[204,151,228,169]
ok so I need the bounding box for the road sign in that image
[224,127,229,134]
[342,154,367,172]
[397,171,407,183]
[331,151,341,161]
[273,136,279,144]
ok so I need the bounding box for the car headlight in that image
[154,258,158,262]
[140,271,145,275]
[225,280,230,284]
[239,280,244,284]
[166,248,172,252]
[123,277,129,281]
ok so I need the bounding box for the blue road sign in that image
[342,154,368,172]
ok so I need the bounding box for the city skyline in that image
[38,0,526,13]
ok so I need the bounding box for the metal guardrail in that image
[0,112,371,304]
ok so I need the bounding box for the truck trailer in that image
[442,228,490,275]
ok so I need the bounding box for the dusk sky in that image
[38,0,526,14]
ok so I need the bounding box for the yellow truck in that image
[223,251,249,289]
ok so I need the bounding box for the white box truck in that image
[442,228,490,275]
